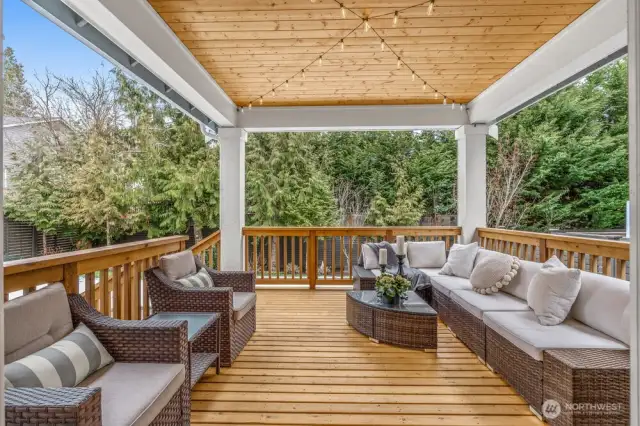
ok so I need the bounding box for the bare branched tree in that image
[487,137,537,228]
[334,180,370,274]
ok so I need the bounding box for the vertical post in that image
[308,230,317,290]
[63,262,79,294]
[1,0,5,415]
[629,0,639,421]
[455,125,489,244]
[219,128,247,271]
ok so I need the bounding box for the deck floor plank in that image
[192,289,543,425]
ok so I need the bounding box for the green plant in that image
[375,273,411,301]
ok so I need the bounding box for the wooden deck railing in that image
[4,236,188,318]
[478,228,630,279]
[243,226,462,288]
[191,230,221,270]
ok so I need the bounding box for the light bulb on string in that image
[427,0,435,16]
[319,56,323,66]
[434,91,439,99]
[271,89,276,97]
[380,39,385,51]
[460,104,465,111]
[397,57,401,69]
[285,80,289,88]
[259,97,263,105]
[411,71,416,82]
[443,97,447,105]
[393,11,398,27]
[423,82,427,91]
[364,18,370,32]
[340,39,345,51]
[249,102,252,109]
[302,69,306,80]
[340,3,346,18]
[451,102,456,110]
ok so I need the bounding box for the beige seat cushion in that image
[417,268,443,277]
[159,251,197,281]
[4,284,73,364]
[233,292,257,321]
[450,289,530,320]
[430,275,472,297]
[483,311,628,361]
[570,271,630,345]
[80,363,185,426]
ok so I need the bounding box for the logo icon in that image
[543,399,561,419]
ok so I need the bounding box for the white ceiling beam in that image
[468,0,627,125]
[237,105,469,132]
[61,0,237,127]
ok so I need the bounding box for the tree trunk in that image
[42,232,48,254]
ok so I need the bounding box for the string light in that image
[427,0,435,16]
[246,0,460,109]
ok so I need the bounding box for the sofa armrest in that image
[6,387,101,425]
[205,268,256,293]
[352,265,377,291]
[68,294,189,365]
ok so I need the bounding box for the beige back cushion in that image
[5,283,73,364]
[159,250,197,280]
[503,259,542,301]
[570,271,630,345]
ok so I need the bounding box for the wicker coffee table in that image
[346,290,437,350]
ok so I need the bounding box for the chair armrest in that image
[205,268,256,293]
[352,266,377,290]
[68,294,189,364]
[6,387,101,425]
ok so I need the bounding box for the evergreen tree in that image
[3,47,34,116]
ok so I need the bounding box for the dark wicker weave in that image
[448,298,486,361]
[351,265,432,304]
[6,295,191,426]
[346,292,437,350]
[544,349,630,425]
[432,287,452,325]
[486,326,543,413]
[145,256,256,367]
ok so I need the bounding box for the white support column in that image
[1,0,5,416]
[219,128,247,271]
[629,0,639,422]
[456,125,489,244]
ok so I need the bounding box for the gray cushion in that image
[430,275,472,297]
[503,259,541,300]
[440,242,479,279]
[80,362,185,426]
[175,268,214,288]
[450,289,530,320]
[233,292,257,321]
[571,271,630,345]
[483,311,628,361]
[5,283,73,364]
[5,323,114,389]
[159,250,197,281]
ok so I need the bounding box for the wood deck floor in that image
[192,290,544,425]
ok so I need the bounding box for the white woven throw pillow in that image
[440,242,479,279]
[527,256,581,326]
[470,251,520,295]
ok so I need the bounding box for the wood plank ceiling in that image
[149,0,600,107]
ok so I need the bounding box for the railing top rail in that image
[243,226,461,232]
[477,228,629,249]
[4,235,188,276]
[191,230,221,253]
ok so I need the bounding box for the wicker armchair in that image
[6,293,190,426]
[145,256,256,367]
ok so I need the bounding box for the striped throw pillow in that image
[175,268,214,288]
[4,323,114,389]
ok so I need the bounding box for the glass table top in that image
[348,291,437,316]
[147,312,218,341]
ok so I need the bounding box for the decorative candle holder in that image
[380,263,387,274]
[396,254,406,277]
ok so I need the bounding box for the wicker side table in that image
[346,291,437,351]
[543,349,629,426]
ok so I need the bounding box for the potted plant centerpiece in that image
[375,273,411,305]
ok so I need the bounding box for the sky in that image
[4,0,111,83]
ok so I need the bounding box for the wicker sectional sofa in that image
[431,249,630,425]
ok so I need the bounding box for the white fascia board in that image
[62,0,237,127]
[468,0,627,125]
[237,105,469,132]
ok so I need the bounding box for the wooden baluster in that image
[268,236,273,279]
[590,255,599,274]
[142,258,150,318]
[276,237,280,281]
[244,235,249,271]
[284,236,289,280]
[385,229,394,243]
[208,246,214,268]
[85,273,95,307]
[260,236,265,280]
[348,236,354,280]
[604,257,614,277]
[99,268,109,315]
[331,236,336,281]
[131,261,141,320]
[63,263,79,294]
[216,241,221,270]
[579,253,587,271]
[122,263,131,320]
[299,236,303,280]
[539,238,548,262]
[339,236,345,280]
[112,265,122,319]
[323,237,328,280]
[252,236,258,272]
